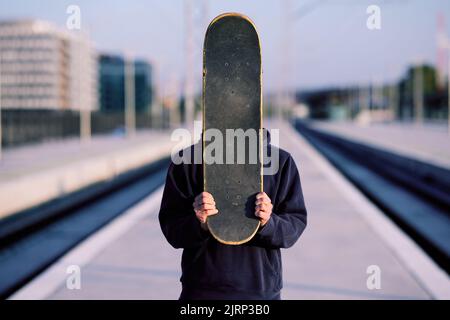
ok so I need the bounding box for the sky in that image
[1,0,449,94]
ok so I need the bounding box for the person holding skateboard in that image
[159,135,307,300]
[159,13,307,300]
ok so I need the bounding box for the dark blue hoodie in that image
[159,138,307,300]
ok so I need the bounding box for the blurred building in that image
[134,60,153,113]
[297,63,447,122]
[398,64,447,120]
[0,20,97,110]
[99,54,153,113]
[98,55,125,112]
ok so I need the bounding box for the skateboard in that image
[203,13,262,245]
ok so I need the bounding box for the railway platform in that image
[10,121,449,300]
[0,130,176,219]
[311,121,450,170]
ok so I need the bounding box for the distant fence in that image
[1,109,164,148]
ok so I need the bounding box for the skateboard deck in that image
[203,13,262,245]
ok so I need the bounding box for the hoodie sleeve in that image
[159,162,208,249]
[253,154,307,249]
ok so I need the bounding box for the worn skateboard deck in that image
[203,13,262,245]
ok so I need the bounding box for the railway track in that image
[0,157,170,299]
[294,120,450,274]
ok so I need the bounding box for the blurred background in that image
[0,0,449,300]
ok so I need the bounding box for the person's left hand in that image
[255,192,273,226]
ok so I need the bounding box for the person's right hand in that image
[193,192,218,225]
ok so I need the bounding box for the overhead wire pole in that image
[448,46,450,135]
[387,64,400,121]
[150,58,162,128]
[184,0,195,126]
[202,0,209,34]
[283,0,294,119]
[278,0,296,120]
[389,81,399,120]
[125,54,136,137]
[436,16,450,135]
[0,53,2,160]
[78,37,91,143]
[436,13,447,90]
[69,22,92,143]
[413,60,424,125]
[358,83,370,125]
[281,0,329,120]
[445,40,450,135]
[370,77,375,112]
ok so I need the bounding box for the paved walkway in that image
[12,121,449,300]
[312,121,450,170]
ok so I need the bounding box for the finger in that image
[196,212,207,223]
[200,192,214,202]
[195,196,215,207]
[196,191,212,198]
[205,209,218,216]
[193,199,215,208]
[194,192,211,202]
[201,192,213,198]
[200,195,215,204]
[255,210,270,219]
[255,203,272,211]
[255,209,271,221]
[196,203,215,211]
[196,208,218,218]
[255,199,271,206]
[256,192,271,202]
